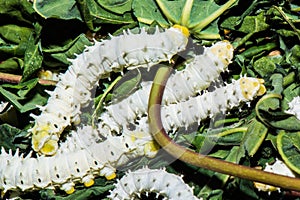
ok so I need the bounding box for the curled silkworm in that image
[99,41,234,136]
[29,26,188,155]
[108,167,200,200]
[98,76,266,137]
[0,125,158,195]
[0,76,266,196]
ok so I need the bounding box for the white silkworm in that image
[0,125,158,195]
[161,77,266,131]
[2,23,268,197]
[99,41,234,135]
[0,76,266,196]
[108,167,200,200]
[98,77,266,136]
[29,26,188,155]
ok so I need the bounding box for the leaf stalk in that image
[148,66,300,192]
[180,0,194,26]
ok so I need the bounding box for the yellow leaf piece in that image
[257,79,267,96]
[253,181,278,193]
[38,69,53,80]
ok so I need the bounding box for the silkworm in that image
[29,26,188,155]
[148,65,300,193]
[3,24,269,196]
[161,76,266,131]
[99,41,234,135]
[0,125,157,195]
[0,76,266,196]
[98,76,267,137]
[108,167,200,200]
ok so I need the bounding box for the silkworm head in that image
[209,40,234,66]
[31,124,59,155]
[239,77,266,100]
[31,125,52,151]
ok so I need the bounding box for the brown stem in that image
[148,66,300,192]
[0,72,56,86]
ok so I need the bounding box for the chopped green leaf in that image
[85,0,134,25]
[0,0,36,24]
[133,0,235,39]
[96,0,133,14]
[277,131,300,175]
[282,83,300,110]
[253,56,277,77]
[0,79,48,113]
[0,123,24,151]
[33,0,82,21]
[288,45,300,68]
[0,24,32,44]
[132,0,169,27]
[238,12,269,34]
[256,93,300,131]
[43,34,91,67]
[111,70,142,102]
[2,78,39,97]
[0,57,23,73]
[21,38,43,81]
[239,119,268,157]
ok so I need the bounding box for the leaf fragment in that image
[277,131,300,175]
